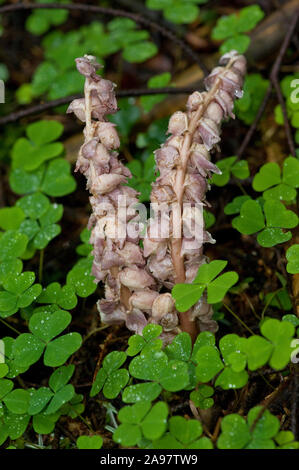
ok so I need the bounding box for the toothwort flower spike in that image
[69,52,246,342]
[145,50,246,340]
[68,55,177,340]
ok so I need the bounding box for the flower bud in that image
[152,293,175,321]
[95,122,120,149]
[168,111,188,136]
[119,267,155,290]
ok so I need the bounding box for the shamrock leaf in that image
[211,156,249,187]
[232,199,298,247]
[113,401,168,446]
[37,282,77,310]
[10,158,76,197]
[190,385,214,409]
[90,351,129,399]
[253,157,299,202]
[212,5,264,53]
[286,244,299,274]
[172,260,238,312]
[126,325,163,361]
[12,309,82,368]
[260,318,295,370]
[12,121,64,171]
[0,272,42,318]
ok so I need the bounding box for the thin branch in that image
[0,86,201,125]
[0,2,209,76]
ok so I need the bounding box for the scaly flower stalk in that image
[68,52,246,342]
[144,50,246,340]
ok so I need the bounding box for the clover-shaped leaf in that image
[10,158,76,197]
[90,351,129,399]
[113,401,168,446]
[211,156,249,187]
[12,310,82,368]
[260,318,295,370]
[12,121,64,171]
[172,260,238,312]
[286,244,299,274]
[190,385,214,409]
[37,282,77,310]
[127,324,163,357]
[0,271,42,318]
[232,199,298,247]
[253,157,299,202]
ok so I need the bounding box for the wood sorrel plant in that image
[68,51,246,341]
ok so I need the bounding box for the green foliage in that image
[232,199,298,247]
[252,157,299,202]
[21,19,158,103]
[90,351,129,400]
[235,74,270,125]
[140,73,172,113]
[76,435,103,450]
[66,258,97,298]
[274,74,299,129]
[286,244,299,274]
[217,407,287,449]
[10,121,76,198]
[0,272,42,318]
[146,0,207,25]
[211,156,249,186]
[126,154,156,202]
[113,401,168,446]
[172,260,239,312]
[26,0,69,36]
[212,5,264,53]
